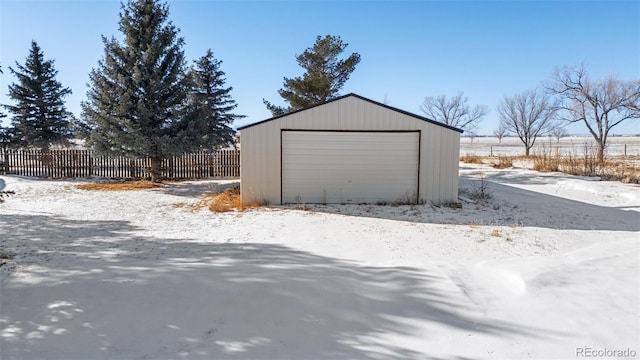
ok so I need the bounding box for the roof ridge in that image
[237,94,463,133]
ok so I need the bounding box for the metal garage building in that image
[238,93,462,206]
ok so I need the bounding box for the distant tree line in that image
[420,67,639,162]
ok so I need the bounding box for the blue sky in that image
[1,0,639,135]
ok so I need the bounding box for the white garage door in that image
[282,131,419,204]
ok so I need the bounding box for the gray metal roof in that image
[237,93,464,133]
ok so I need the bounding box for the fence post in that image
[129,159,135,179]
[88,150,93,177]
[1,148,7,174]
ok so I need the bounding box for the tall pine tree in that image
[0,64,5,120]
[0,65,7,147]
[178,50,244,149]
[5,42,74,149]
[0,62,11,148]
[82,0,190,182]
[0,65,14,151]
[263,35,361,116]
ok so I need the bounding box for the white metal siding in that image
[282,131,419,204]
[240,95,461,206]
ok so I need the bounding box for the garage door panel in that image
[282,131,419,204]
[284,160,413,169]
[284,149,417,157]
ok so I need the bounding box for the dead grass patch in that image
[462,147,639,184]
[599,160,640,184]
[490,229,501,237]
[530,146,640,184]
[493,155,513,169]
[443,201,462,209]
[177,187,261,213]
[460,154,484,164]
[76,181,163,191]
[208,188,241,212]
[467,222,482,228]
[531,154,560,172]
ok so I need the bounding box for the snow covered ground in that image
[460,136,640,157]
[1,164,639,359]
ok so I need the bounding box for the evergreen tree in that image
[82,0,190,182]
[263,35,361,116]
[0,64,5,120]
[0,65,18,151]
[178,50,244,149]
[5,42,73,149]
[0,127,18,151]
[0,65,8,146]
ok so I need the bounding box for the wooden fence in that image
[0,149,240,179]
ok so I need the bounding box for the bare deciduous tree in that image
[547,64,640,162]
[498,88,557,156]
[549,124,568,143]
[420,91,488,131]
[467,130,477,144]
[493,124,508,143]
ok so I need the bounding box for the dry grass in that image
[208,187,242,212]
[176,187,261,213]
[461,148,639,184]
[493,155,513,169]
[599,159,640,184]
[490,229,501,237]
[76,181,164,191]
[460,154,484,164]
[530,146,640,184]
[531,154,560,172]
[75,181,264,211]
[443,201,462,209]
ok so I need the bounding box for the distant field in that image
[460,136,640,157]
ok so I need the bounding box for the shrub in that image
[460,175,492,202]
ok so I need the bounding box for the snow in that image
[460,136,640,157]
[1,164,639,359]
